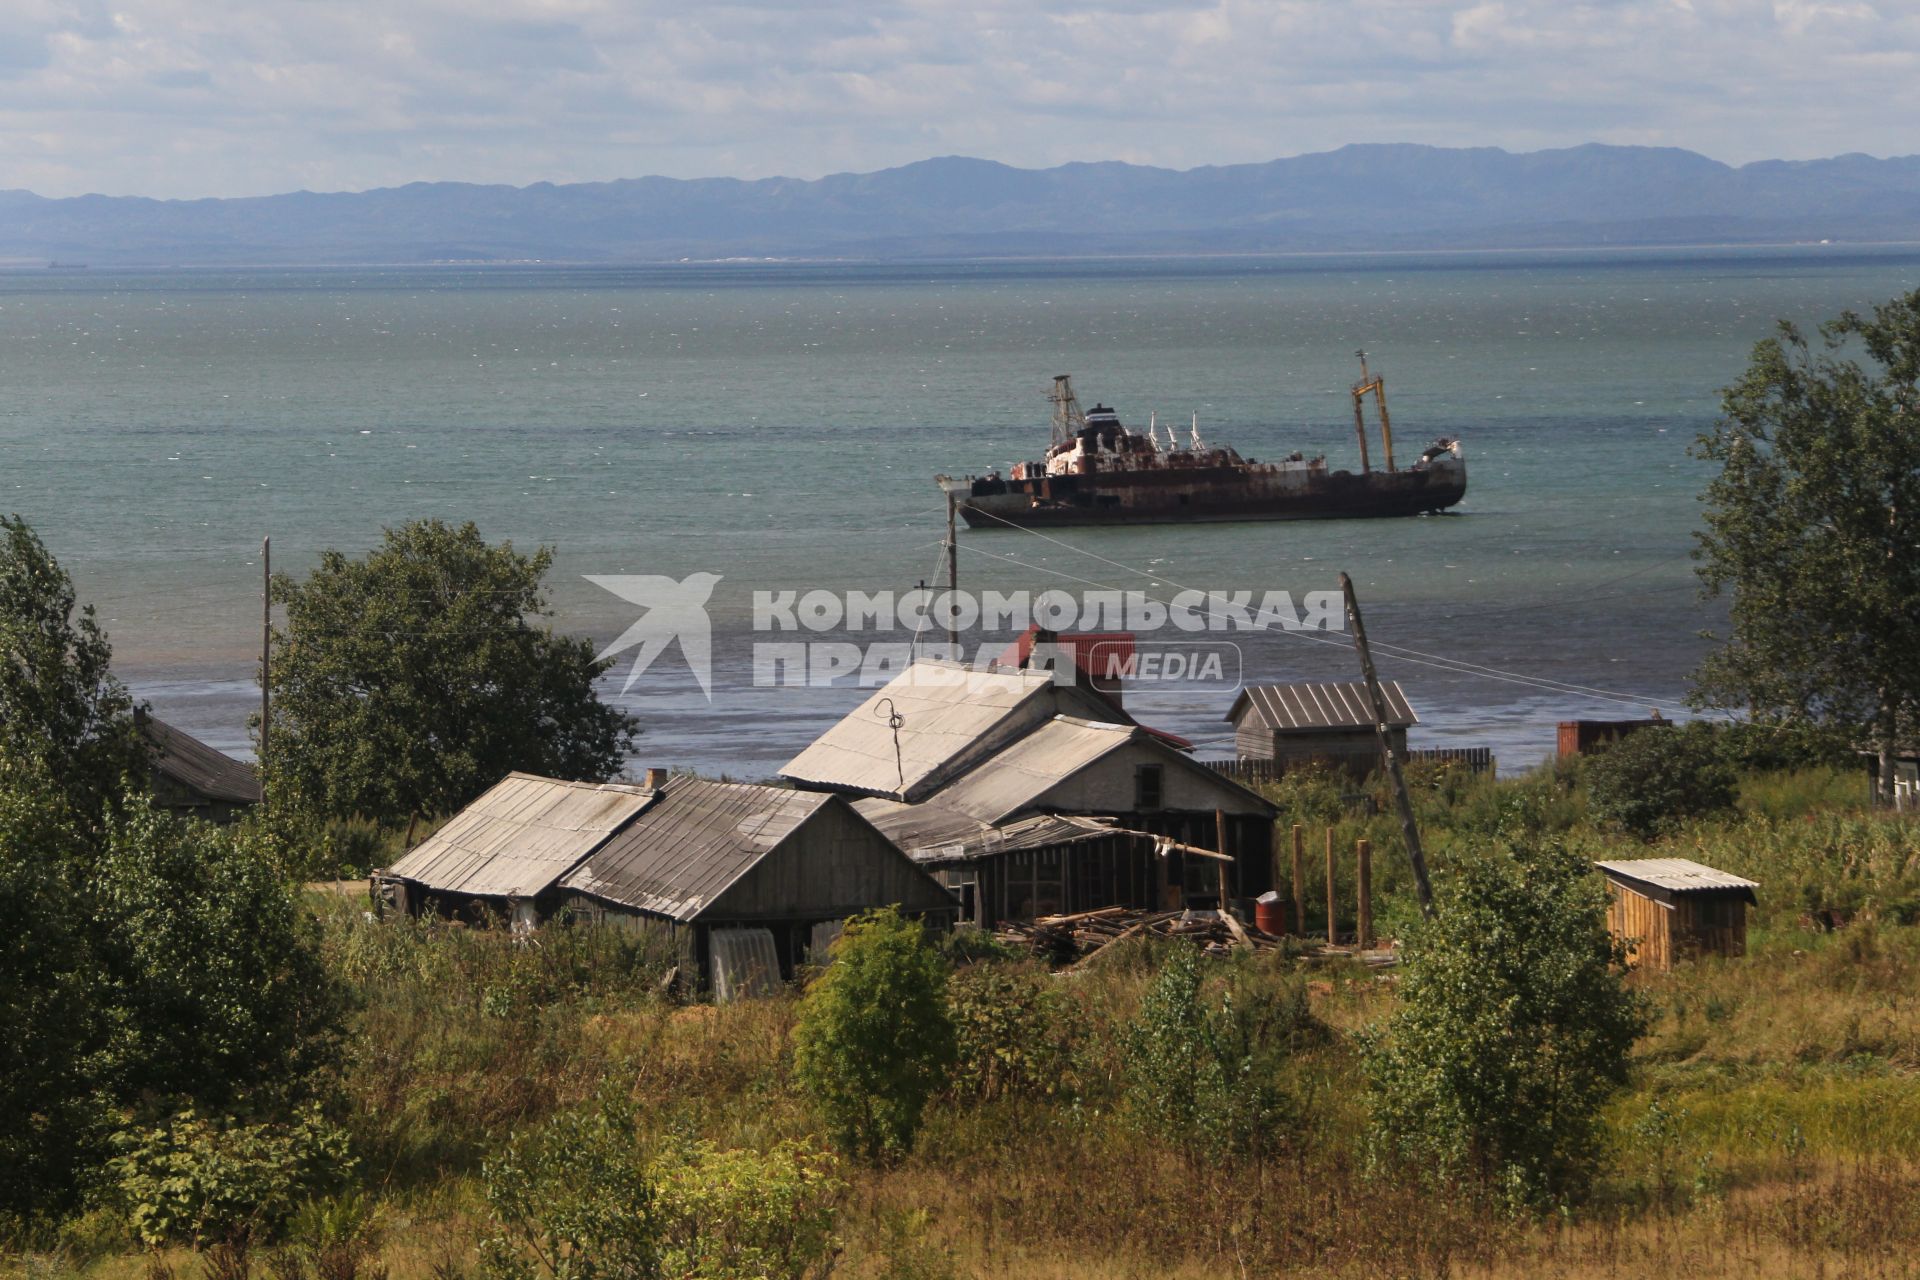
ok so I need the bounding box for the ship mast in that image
[1049,374,1088,449]
[1351,350,1395,473]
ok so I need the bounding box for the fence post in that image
[1325,827,1337,945]
[1356,838,1373,949]
[1290,823,1305,935]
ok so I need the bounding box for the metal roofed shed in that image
[1597,858,1758,972]
[1225,681,1418,773]
[778,657,1131,802]
[557,776,957,993]
[377,772,655,926]
[137,709,262,823]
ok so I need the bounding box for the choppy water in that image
[4,247,1917,774]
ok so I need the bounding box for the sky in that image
[1,0,1916,200]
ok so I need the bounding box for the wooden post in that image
[260,536,271,766]
[1215,809,1229,910]
[1325,827,1337,945]
[1356,838,1373,949]
[945,491,959,655]
[1290,823,1305,936]
[1340,572,1434,916]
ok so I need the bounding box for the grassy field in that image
[17,764,1920,1280]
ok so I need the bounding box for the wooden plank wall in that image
[1606,884,1673,972]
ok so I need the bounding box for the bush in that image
[652,1139,842,1279]
[947,961,1081,1101]
[480,1097,656,1280]
[792,908,954,1163]
[1363,840,1648,1209]
[1586,723,1737,837]
[108,1107,355,1247]
[1120,946,1293,1154]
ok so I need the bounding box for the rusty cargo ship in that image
[950,357,1465,529]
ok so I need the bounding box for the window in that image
[1135,763,1164,810]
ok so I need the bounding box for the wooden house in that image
[137,710,262,823]
[1224,681,1416,773]
[1557,716,1668,758]
[1596,858,1758,972]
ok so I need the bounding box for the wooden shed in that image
[1224,681,1416,773]
[1596,858,1758,972]
[137,710,263,824]
[1557,716,1668,758]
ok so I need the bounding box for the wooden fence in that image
[1205,746,1495,786]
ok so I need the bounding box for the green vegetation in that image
[1693,288,1920,801]
[792,907,955,1164]
[265,519,638,838]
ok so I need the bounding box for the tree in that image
[0,514,147,817]
[1585,722,1737,838]
[792,908,954,1164]
[266,519,638,831]
[1364,840,1647,1209]
[1692,290,1920,802]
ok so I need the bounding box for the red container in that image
[1254,896,1288,936]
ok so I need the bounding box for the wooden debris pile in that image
[995,905,1289,963]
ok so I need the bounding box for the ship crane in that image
[1351,349,1396,474]
[1048,374,1089,449]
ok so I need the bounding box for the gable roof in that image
[558,776,838,921]
[1225,681,1417,731]
[383,772,654,899]
[779,657,1125,801]
[140,713,262,805]
[1597,858,1759,904]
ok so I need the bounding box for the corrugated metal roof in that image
[558,777,834,922]
[1596,858,1759,895]
[933,716,1144,823]
[384,772,654,899]
[141,713,263,805]
[852,797,1134,865]
[780,658,1121,800]
[1225,681,1418,731]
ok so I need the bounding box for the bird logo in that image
[585,572,724,700]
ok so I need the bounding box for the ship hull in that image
[958,458,1466,529]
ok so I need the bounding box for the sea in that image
[4,246,1917,776]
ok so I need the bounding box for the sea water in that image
[4,247,1916,773]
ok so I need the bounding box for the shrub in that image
[947,961,1081,1101]
[1586,723,1737,837]
[652,1139,842,1279]
[479,1097,655,1280]
[108,1107,355,1247]
[1120,946,1292,1154]
[1363,840,1649,1209]
[792,908,954,1163]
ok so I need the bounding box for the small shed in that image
[1596,858,1758,972]
[1558,716,1668,758]
[556,776,957,997]
[138,710,263,823]
[1225,681,1417,771]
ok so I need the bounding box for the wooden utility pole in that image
[260,536,271,764]
[1356,838,1374,949]
[1339,572,1435,917]
[1325,826,1337,945]
[945,491,960,655]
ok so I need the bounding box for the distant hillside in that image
[5,144,1920,266]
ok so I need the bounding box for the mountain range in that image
[5,143,1920,266]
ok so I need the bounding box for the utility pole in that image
[946,490,960,657]
[1340,571,1434,916]
[260,536,271,766]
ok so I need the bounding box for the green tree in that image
[266,519,637,832]
[1693,290,1920,802]
[90,803,343,1109]
[1585,722,1737,838]
[1364,840,1647,1209]
[793,908,954,1164]
[0,758,106,1216]
[0,514,147,817]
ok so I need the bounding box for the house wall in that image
[1606,884,1749,972]
[1606,883,1673,971]
[707,801,959,922]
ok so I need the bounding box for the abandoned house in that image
[554,776,956,998]
[784,660,1279,921]
[137,709,263,823]
[373,770,955,998]
[1225,681,1417,772]
[1597,857,1758,972]
[1557,715,1669,758]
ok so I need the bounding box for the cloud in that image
[0,0,1913,198]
